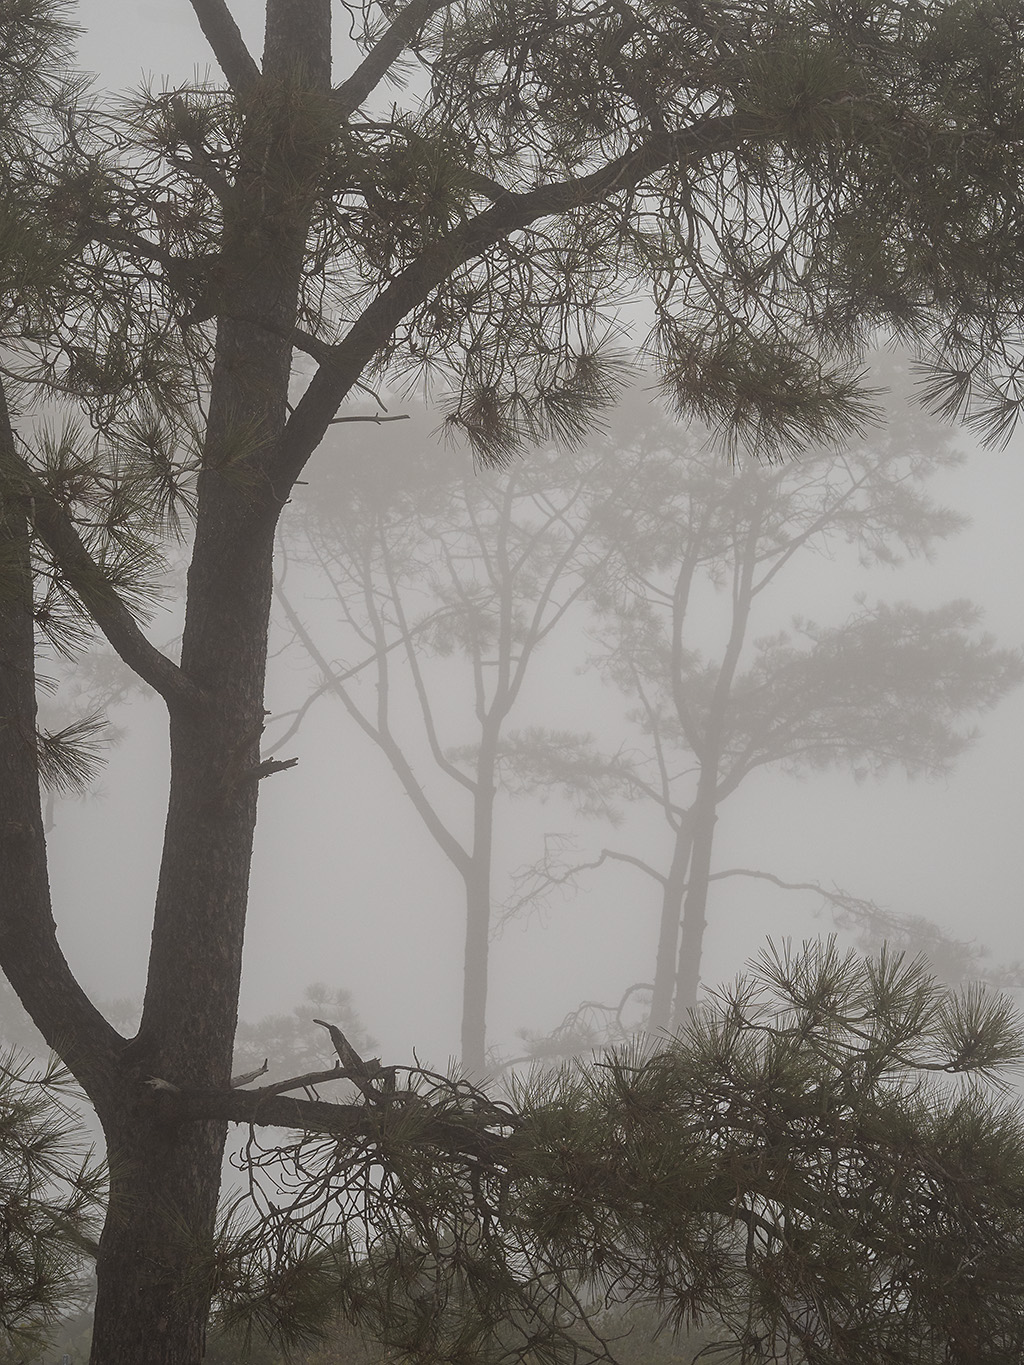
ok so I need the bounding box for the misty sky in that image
[39,1,1024,1070]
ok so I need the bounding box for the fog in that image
[20,2,1024,1077]
[40,381,1024,1074]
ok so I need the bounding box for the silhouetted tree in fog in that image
[279,432,628,1073]
[512,401,1023,1030]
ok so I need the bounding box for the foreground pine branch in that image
[169,945,1024,1362]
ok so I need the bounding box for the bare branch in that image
[250,755,298,779]
[708,867,889,920]
[379,531,476,792]
[171,1081,513,1164]
[501,844,666,928]
[328,412,410,425]
[187,0,260,96]
[278,585,473,874]
[229,1058,268,1087]
[332,0,451,120]
[244,1063,344,1096]
[262,681,330,751]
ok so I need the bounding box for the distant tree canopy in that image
[4,0,1024,1360]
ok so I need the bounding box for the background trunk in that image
[462,855,492,1077]
[671,786,718,1026]
[462,742,497,1076]
[668,511,758,1027]
[647,825,693,1034]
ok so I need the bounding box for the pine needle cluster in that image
[206,943,1024,1364]
[0,1049,103,1359]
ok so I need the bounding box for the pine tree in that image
[0,1052,103,1359]
[280,423,628,1074]
[4,0,1024,1358]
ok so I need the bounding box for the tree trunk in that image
[90,1109,227,1363]
[87,478,276,1358]
[84,419,278,1360]
[671,783,718,1026]
[86,6,332,1356]
[462,749,497,1077]
[668,505,760,1028]
[462,853,492,1078]
[647,823,693,1034]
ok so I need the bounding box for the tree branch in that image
[268,587,456,751]
[277,585,473,874]
[187,0,260,96]
[275,110,775,489]
[10,454,204,711]
[708,867,887,921]
[0,384,125,1095]
[332,0,451,120]
[170,1083,513,1163]
[379,531,475,792]
[500,845,666,928]
[328,412,410,425]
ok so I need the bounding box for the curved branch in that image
[0,385,124,1097]
[501,846,666,928]
[275,109,775,489]
[708,867,886,921]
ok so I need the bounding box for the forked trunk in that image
[84,9,332,1355]
[87,495,274,1358]
[647,824,693,1034]
[462,744,498,1076]
[671,789,718,1026]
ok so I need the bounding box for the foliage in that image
[0,1051,103,1359]
[198,942,1024,1364]
[206,1301,731,1364]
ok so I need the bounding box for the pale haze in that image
[41,0,1024,1070]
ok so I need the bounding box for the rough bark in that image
[90,1105,228,1363]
